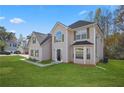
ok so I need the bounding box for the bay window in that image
[75,48,83,59]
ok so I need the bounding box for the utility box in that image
[103,57,108,63]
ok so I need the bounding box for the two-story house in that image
[51,20,104,65]
[17,37,29,54]
[28,20,104,65]
[5,40,18,53]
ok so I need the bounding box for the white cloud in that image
[78,10,88,15]
[10,18,25,24]
[0,16,5,20]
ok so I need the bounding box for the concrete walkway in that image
[18,54,29,59]
[20,58,62,67]
[96,66,106,70]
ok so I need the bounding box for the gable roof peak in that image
[31,31,51,45]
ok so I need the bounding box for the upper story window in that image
[74,27,90,41]
[55,31,64,42]
[86,48,90,59]
[32,37,36,44]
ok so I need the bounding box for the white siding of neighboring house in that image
[28,33,52,61]
[5,41,17,53]
[28,34,43,61]
[42,38,52,60]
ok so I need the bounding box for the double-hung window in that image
[81,31,87,39]
[75,27,90,40]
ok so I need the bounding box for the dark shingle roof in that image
[72,41,93,45]
[33,32,51,45]
[68,20,94,29]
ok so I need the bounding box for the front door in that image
[57,49,61,61]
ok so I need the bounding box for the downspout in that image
[94,26,96,65]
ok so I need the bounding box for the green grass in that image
[0,56,124,87]
[39,60,52,64]
[27,58,39,62]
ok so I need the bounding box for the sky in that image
[0,5,117,38]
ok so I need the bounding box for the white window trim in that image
[74,47,86,64]
[74,29,89,42]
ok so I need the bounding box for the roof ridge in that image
[68,20,95,29]
[33,31,47,35]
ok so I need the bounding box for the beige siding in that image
[68,30,74,62]
[51,22,104,65]
[95,26,104,63]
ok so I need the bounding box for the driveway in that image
[0,54,17,56]
[0,54,29,59]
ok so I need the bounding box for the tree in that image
[114,32,124,59]
[0,40,6,51]
[94,8,102,24]
[0,26,16,51]
[94,8,113,38]
[87,11,94,22]
[115,5,124,24]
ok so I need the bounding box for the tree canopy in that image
[0,26,16,51]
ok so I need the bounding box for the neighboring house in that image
[5,39,18,53]
[51,20,104,65]
[28,32,52,61]
[17,38,29,54]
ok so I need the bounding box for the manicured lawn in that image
[0,56,124,87]
[39,60,52,64]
